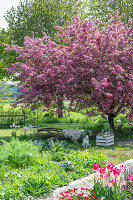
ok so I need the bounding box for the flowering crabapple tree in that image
[56,11,133,129]
[3,32,68,117]
[3,11,133,129]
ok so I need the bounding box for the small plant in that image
[51,152,67,162]
[22,177,51,197]
[62,161,75,171]
[10,123,20,139]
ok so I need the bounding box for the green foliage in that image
[0,81,13,104]
[87,0,133,23]
[22,176,51,197]
[5,0,88,46]
[51,152,67,162]
[61,160,75,171]
[0,137,132,199]
[0,139,39,168]
[0,28,17,80]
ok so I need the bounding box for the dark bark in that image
[57,99,63,118]
[108,114,115,130]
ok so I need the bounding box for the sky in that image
[0,0,20,29]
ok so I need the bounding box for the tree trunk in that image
[57,98,63,118]
[108,114,115,130]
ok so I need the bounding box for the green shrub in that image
[0,139,39,168]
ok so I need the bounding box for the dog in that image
[82,135,90,148]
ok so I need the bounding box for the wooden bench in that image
[36,128,82,141]
[36,128,69,140]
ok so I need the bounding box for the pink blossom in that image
[128,174,133,182]
[121,181,127,185]
[113,167,121,176]
[108,183,113,187]
[107,162,115,172]
[105,93,112,98]
[99,167,106,174]
[108,179,115,187]
[120,165,127,173]
[93,163,99,171]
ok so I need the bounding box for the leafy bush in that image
[0,139,39,168]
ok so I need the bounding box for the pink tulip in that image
[128,174,133,182]
[113,167,121,176]
[93,163,99,171]
[120,165,127,173]
[107,162,115,172]
[99,167,106,174]
[122,181,127,185]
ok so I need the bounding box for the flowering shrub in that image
[59,162,133,200]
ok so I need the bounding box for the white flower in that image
[17,125,20,128]
[13,123,15,127]
[29,153,32,156]
[17,174,22,178]
[23,127,29,132]
[10,125,12,128]
[4,173,9,177]
[116,119,121,123]
[29,125,32,128]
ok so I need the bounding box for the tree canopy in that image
[0,28,17,80]
[5,0,88,46]
[87,0,133,23]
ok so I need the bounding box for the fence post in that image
[37,114,38,126]
[24,114,26,125]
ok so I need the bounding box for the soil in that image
[117,140,133,147]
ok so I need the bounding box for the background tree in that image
[5,0,88,46]
[87,0,133,23]
[0,81,13,106]
[0,28,17,80]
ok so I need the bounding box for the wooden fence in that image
[0,114,25,127]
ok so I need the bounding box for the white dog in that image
[82,135,90,148]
